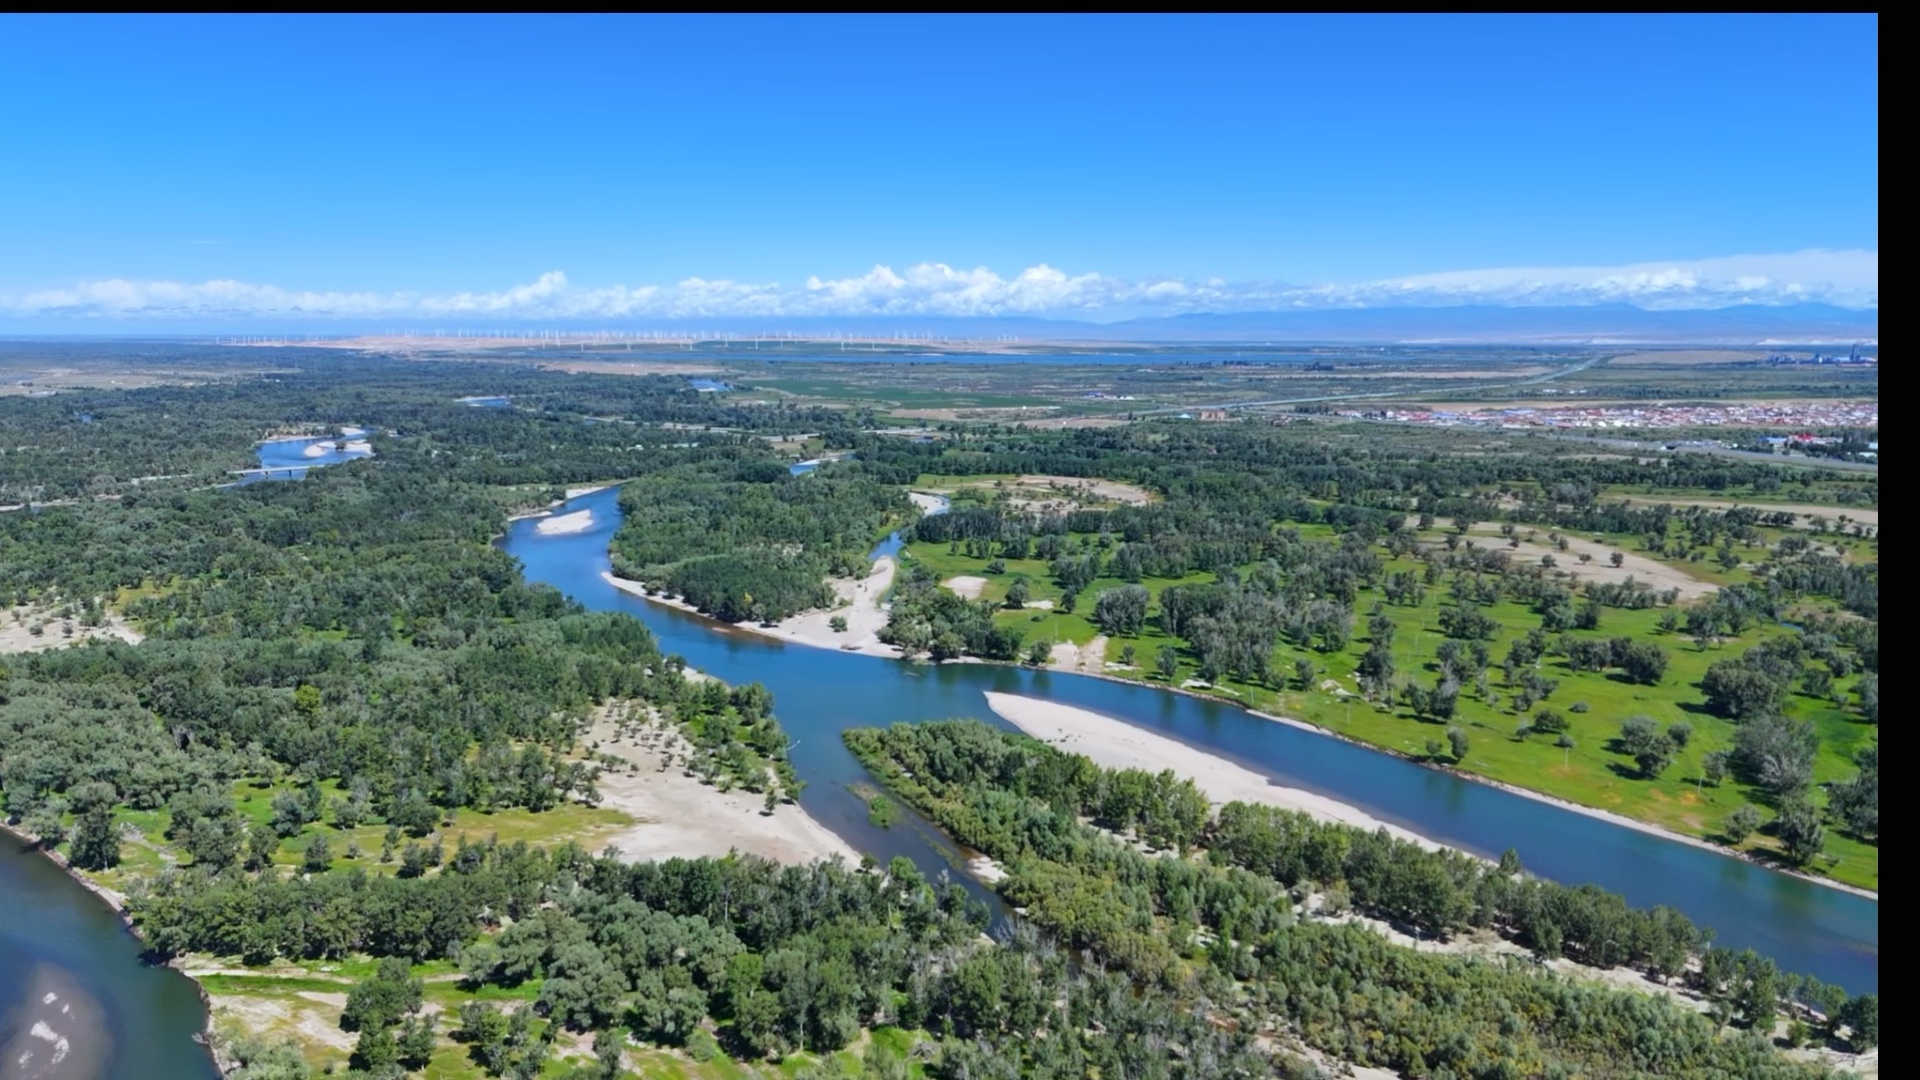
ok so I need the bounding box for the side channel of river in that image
[504,486,1879,994]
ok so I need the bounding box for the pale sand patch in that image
[982,691,1441,851]
[207,990,356,1055]
[1611,496,1878,530]
[565,484,612,500]
[586,714,856,865]
[1463,525,1715,599]
[1013,474,1154,505]
[1,605,142,654]
[1046,634,1108,674]
[535,509,595,536]
[907,491,950,515]
[943,575,988,599]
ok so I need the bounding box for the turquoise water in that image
[504,486,1879,993]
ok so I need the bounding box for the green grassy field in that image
[900,510,1879,891]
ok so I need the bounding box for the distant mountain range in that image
[0,303,1877,345]
[1103,304,1879,344]
[727,304,1876,345]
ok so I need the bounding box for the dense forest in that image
[609,460,908,623]
[848,719,1874,1076]
[0,353,1875,1077]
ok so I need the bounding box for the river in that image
[0,839,218,1080]
[0,477,1876,1080]
[505,485,1878,993]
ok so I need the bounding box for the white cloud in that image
[0,250,1875,322]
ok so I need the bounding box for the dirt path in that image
[1463,525,1716,599]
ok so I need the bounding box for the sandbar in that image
[982,691,1443,851]
[536,509,595,536]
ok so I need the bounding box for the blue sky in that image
[0,15,1877,323]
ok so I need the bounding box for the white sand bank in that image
[587,714,856,864]
[602,566,905,659]
[536,509,595,536]
[943,575,987,598]
[982,691,1443,851]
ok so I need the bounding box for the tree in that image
[269,789,315,837]
[1293,657,1315,690]
[1723,805,1762,844]
[22,796,68,849]
[1618,715,1674,778]
[1733,715,1819,795]
[67,782,121,871]
[341,956,423,1033]
[1828,741,1878,840]
[1119,643,1136,666]
[1839,993,1878,1051]
[1701,749,1730,787]
[1700,660,1786,719]
[1091,585,1149,635]
[1530,709,1568,736]
[1155,645,1179,681]
[1616,640,1669,685]
[1025,638,1052,667]
[1774,797,1826,865]
[1003,576,1030,609]
[1357,642,1394,694]
[1446,727,1470,762]
[396,1015,437,1071]
[1799,665,1832,699]
[302,834,332,874]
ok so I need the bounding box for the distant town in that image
[1343,400,1878,432]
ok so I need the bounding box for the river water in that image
[505,486,1878,993]
[0,839,218,1080]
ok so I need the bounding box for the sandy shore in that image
[586,713,856,864]
[535,509,595,536]
[604,562,907,659]
[982,691,1444,851]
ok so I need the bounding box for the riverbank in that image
[602,567,907,659]
[982,692,1446,852]
[1064,670,1880,901]
[597,553,1879,900]
[1227,705,1880,900]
